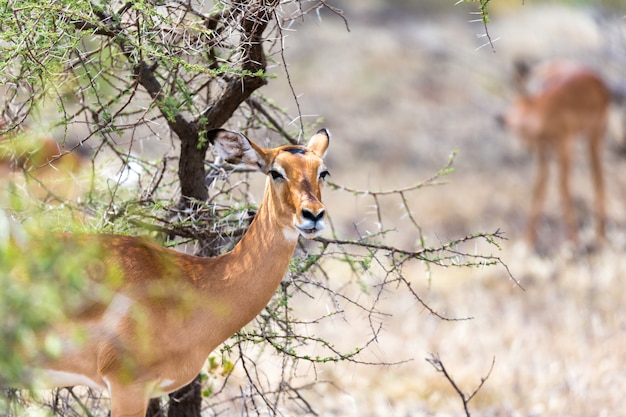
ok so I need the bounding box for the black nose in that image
[302,208,324,222]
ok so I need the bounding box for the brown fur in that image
[500,61,609,247]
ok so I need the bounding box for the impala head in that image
[497,96,543,146]
[209,128,330,239]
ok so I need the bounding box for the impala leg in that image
[557,139,578,245]
[589,131,606,243]
[107,380,150,417]
[527,150,549,247]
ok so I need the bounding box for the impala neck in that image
[232,179,299,277]
[201,179,298,338]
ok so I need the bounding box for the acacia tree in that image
[2,0,295,203]
[0,1,510,416]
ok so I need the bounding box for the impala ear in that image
[208,129,270,171]
[306,128,330,158]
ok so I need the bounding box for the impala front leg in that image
[589,133,606,244]
[107,379,150,417]
[527,149,549,247]
[557,139,578,245]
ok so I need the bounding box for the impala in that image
[0,120,85,202]
[0,120,82,175]
[498,61,609,247]
[5,128,330,416]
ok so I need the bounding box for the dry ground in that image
[249,2,626,416]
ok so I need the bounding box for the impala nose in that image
[302,208,325,223]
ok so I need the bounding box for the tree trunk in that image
[146,397,164,417]
[146,375,202,417]
[176,118,209,204]
[167,375,203,417]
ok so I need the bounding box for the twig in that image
[426,353,496,417]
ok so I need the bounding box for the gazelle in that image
[6,128,330,416]
[498,61,610,248]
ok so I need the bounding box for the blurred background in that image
[268,0,626,250]
[256,1,626,415]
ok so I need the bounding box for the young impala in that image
[498,61,610,248]
[6,128,330,417]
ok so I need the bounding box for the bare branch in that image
[426,353,496,417]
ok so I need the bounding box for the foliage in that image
[0,0,513,416]
[0,205,98,385]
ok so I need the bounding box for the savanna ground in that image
[5,2,626,416]
[253,2,626,416]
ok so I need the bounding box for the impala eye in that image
[269,169,284,181]
[319,170,330,180]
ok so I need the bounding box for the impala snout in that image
[296,205,326,238]
[302,207,325,222]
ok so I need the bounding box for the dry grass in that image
[256,3,626,416]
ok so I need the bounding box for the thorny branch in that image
[459,0,497,52]
[426,353,496,417]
